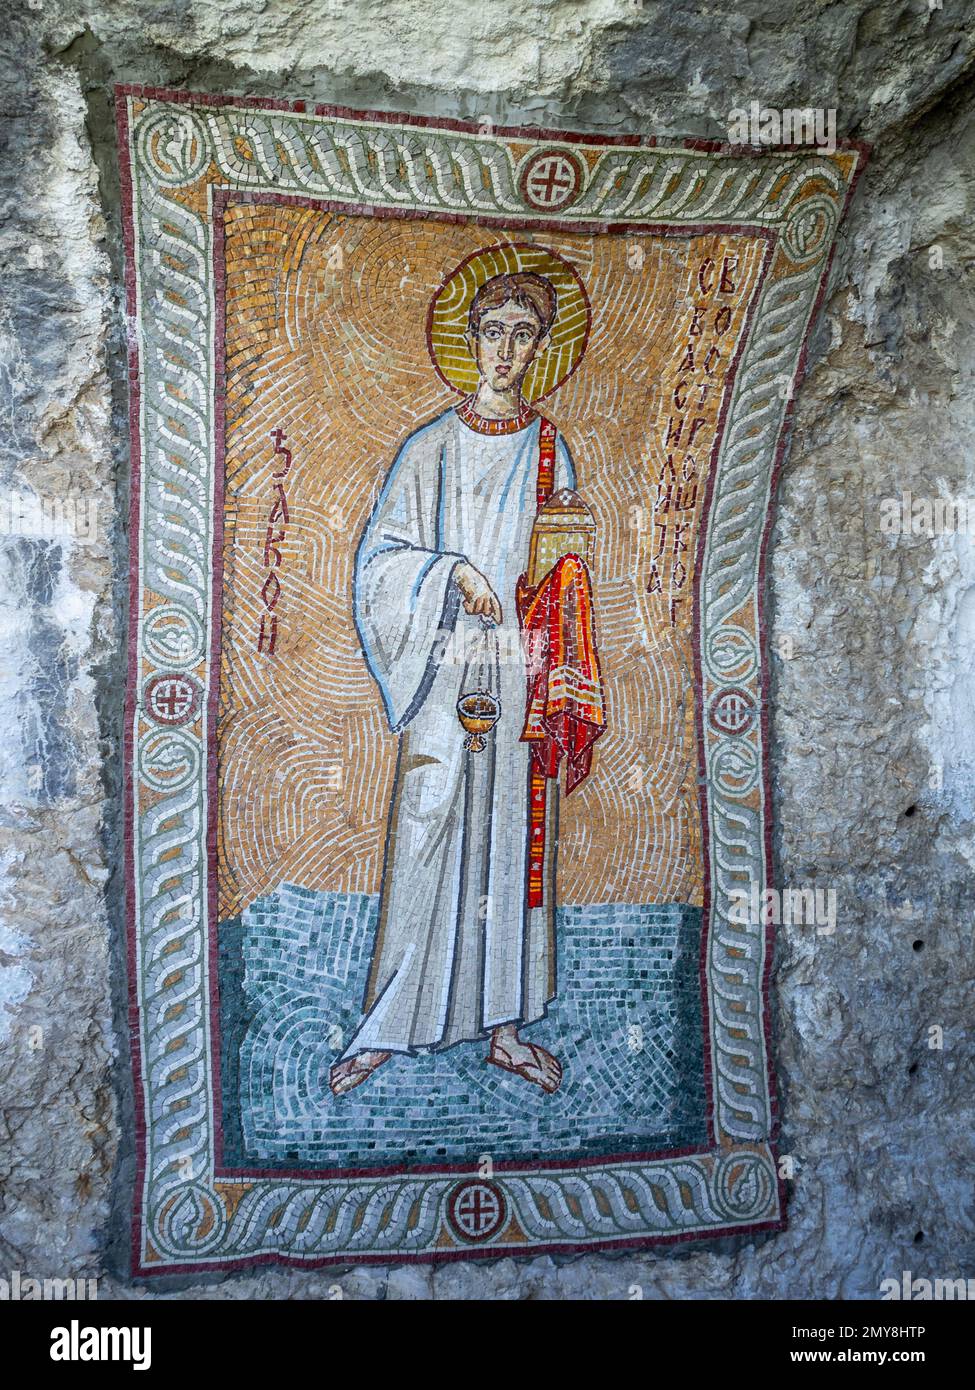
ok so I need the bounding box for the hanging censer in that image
[456,690,501,752]
[456,617,501,752]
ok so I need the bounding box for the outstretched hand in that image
[454,561,503,625]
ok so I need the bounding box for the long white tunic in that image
[343,405,575,1056]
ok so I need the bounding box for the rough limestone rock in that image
[0,0,972,1297]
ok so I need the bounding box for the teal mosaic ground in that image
[218,886,706,1170]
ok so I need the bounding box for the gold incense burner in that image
[456,690,501,753]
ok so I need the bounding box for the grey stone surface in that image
[0,0,972,1298]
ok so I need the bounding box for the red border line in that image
[206,185,777,1186]
[206,187,230,1184]
[192,184,796,241]
[690,236,776,1153]
[116,88,154,1282]
[134,1215,787,1278]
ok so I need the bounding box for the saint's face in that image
[468,300,550,397]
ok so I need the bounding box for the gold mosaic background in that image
[216,204,767,921]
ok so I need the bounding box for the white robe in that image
[343,406,575,1057]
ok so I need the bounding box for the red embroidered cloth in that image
[517,553,605,906]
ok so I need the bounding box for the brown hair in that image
[468,271,557,337]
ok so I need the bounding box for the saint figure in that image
[330,265,604,1098]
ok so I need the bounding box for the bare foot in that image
[329,1049,391,1097]
[487,1025,562,1094]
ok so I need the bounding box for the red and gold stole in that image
[517,420,606,908]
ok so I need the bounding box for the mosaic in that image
[117,88,865,1273]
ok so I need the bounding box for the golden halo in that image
[426,242,591,404]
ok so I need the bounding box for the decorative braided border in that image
[117,87,864,1273]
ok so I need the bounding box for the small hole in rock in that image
[912,939,924,952]
[914,1230,924,1244]
[904,804,917,818]
[908,1062,918,1076]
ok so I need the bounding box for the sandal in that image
[329,1050,391,1097]
[487,1039,563,1094]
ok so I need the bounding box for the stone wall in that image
[1,0,972,1297]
